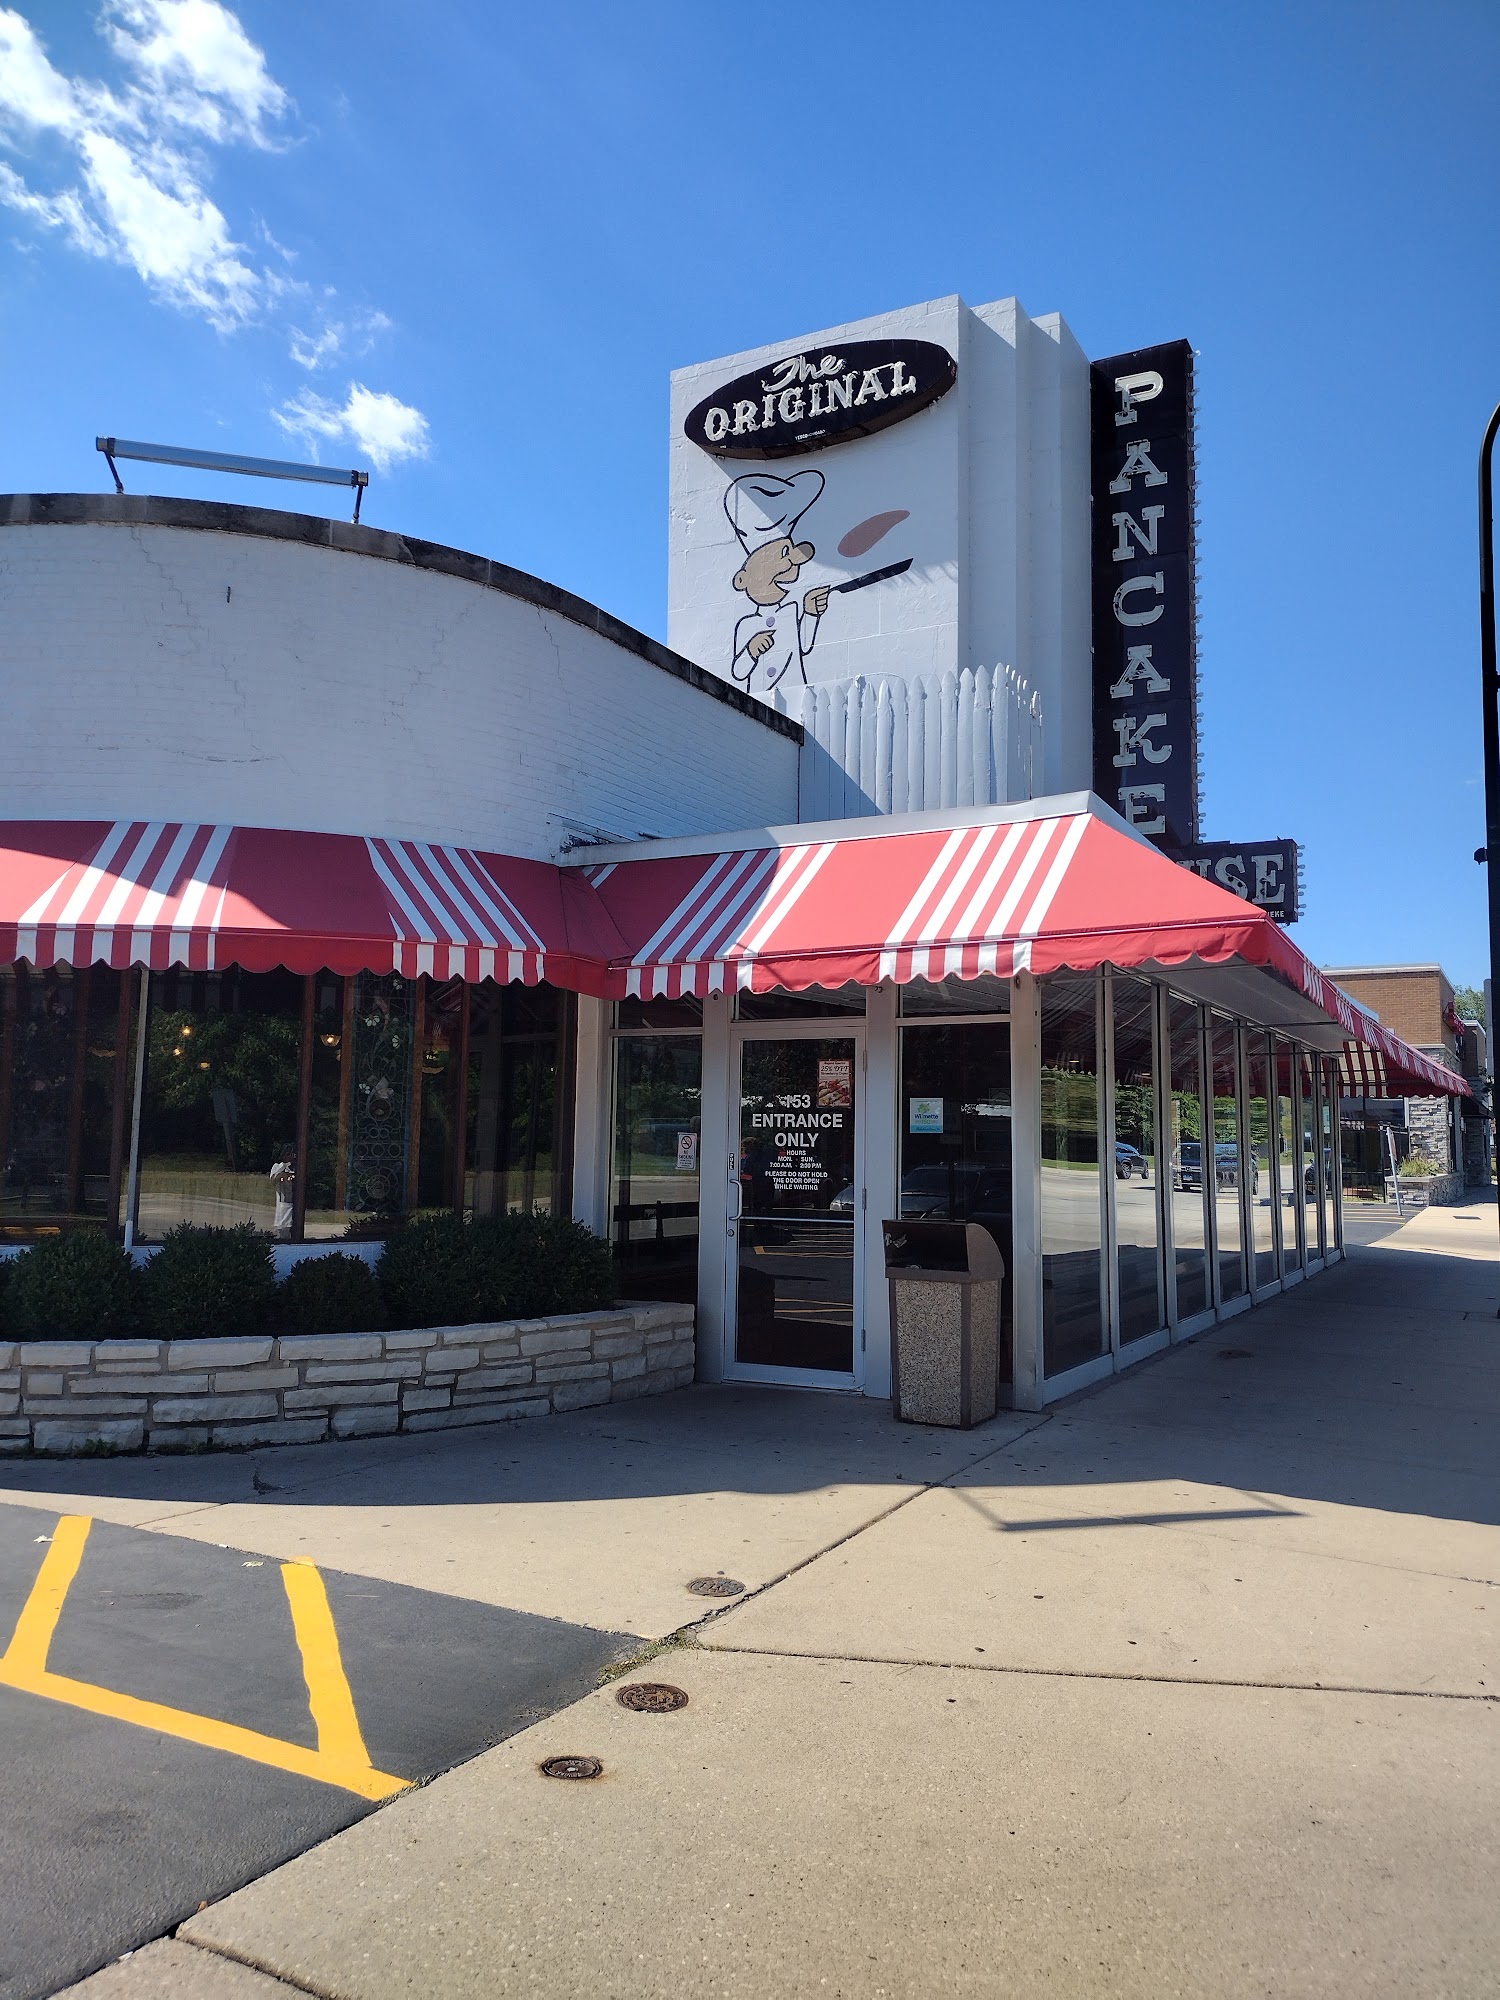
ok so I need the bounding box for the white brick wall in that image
[0,504,799,858]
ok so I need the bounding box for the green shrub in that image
[377,1209,614,1330]
[277,1252,384,1336]
[1397,1154,1442,1178]
[3,1231,140,1340]
[142,1223,276,1340]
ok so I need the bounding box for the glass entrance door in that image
[730,1032,860,1381]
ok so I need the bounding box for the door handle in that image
[727,1179,744,1220]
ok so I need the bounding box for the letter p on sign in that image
[1114,370,1164,426]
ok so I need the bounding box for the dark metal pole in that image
[1477,401,1500,1252]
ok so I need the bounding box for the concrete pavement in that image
[31,1202,1500,1996]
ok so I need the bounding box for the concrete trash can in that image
[885,1220,1005,1429]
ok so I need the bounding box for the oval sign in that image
[684,339,957,461]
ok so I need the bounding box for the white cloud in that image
[274,383,431,474]
[0,4,431,466]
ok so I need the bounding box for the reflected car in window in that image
[1114,1142,1149,1180]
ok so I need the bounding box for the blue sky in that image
[3,1,1497,985]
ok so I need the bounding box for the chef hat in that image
[724,469,825,555]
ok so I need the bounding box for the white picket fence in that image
[773,664,1045,821]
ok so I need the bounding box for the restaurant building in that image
[0,295,1467,1412]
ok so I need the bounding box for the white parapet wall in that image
[0,496,800,859]
[777,664,1044,820]
[0,1302,695,1456]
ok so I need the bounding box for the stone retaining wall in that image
[0,1303,695,1457]
[1393,1173,1466,1209]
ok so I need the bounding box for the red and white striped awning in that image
[585,807,1469,1100]
[0,811,1466,1099]
[0,821,618,992]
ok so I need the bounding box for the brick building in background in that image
[1323,965,1491,1195]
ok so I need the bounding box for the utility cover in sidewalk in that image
[687,1576,745,1597]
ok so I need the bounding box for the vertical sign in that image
[1090,340,1199,849]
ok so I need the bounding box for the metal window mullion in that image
[1236,1022,1253,1288]
[1201,1005,1219,1312]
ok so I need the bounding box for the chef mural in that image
[725,470,915,696]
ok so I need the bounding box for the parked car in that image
[1114,1142,1149,1180]
[1177,1141,1257,1193]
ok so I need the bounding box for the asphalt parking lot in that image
[0,1503,635,2000]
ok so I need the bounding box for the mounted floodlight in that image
[96,436,371,522]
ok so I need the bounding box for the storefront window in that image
[901,974,1011,1016]
[1323,1057,1341,1251]
[305,973,352,1239]
[1275,1038,1300,1272]
[610,1032,702,1304]
[1041,973,1104,1378]
[134,967,303,1240]
[1167,997,1210,1321]
[736,983,866,1021]
[899,1019,1012,1380]
[466,981,570,1218]
[1300,1052,1322,1260]
[1111,976,1162,1343]
[1211,1017,1246,1303]
[418,978,466,1211]
[0,964,126,1236]
[1245,1035,1277,1289]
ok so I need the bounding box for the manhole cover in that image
[539,1755,603,1781]
[616,1682,689,1713]
[686,1576,745,1598]
[1217,1348,1254,1361]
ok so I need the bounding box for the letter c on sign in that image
[1113,573,1165,626]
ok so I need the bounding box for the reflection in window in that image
[1245,1034,1277,1289]
[900,974,1011,1017]
[900,1020,1012,1381]
[1300,1052,1322,1260]
[1322,1057,1340,1252]
[1211,1018,1246,1302]
[1,964,126,1235]
[736,983,866,1021]
[611,1033,701,1304]
[466,981,569,1218]
[135,967,303,1240]
[1275,1038,1299,1272]
[1167,997,1210,1321]
[1041,974,1104,1378]
[1112,976,1162,1342]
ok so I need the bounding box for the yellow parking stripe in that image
[282,1559,376,1770]
[0,1515,410,1803]
[0,1513,91,1678]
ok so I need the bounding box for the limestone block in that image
[24,1397,147,1417]
[643,1322,686,1345]
[302,1359,419,1384]
[519,1325,595,1357]
[151,1393,279,1424]
[211,1366,298,1393]
[275,1334,381,1362]
[423,1347,480,1374]
[592,1333,646,1360]
[285,1382,398,1411]
[93,1341,163,1364]
[404,1399,550,1430]
[381,1330,434,1352]
[148,1425,211,1449]
[210,1418,328,1448]
[21,1371,64,1394]
[438,1324,491,1346]
[0,1370,20,1390]
[479,1341,523,1362]
[166,1338,273,1369]
[550,1378,613,1413]
[610,1354,648,1381]
[0,1343,15,1369]
[528,1350,592,1373]
[83,1373,208,1396]
[0,1439,29,1454]
[449,1363,532,1392]
[0,1416,32,1435]
[332,1405,400,1438]
[399,1386,452,1412]
[18,1342,96,1367]
[534,1361,609,1384]
[34,1417,144,1455]
[0,1393,18,1416]
[635,1304,690,1329]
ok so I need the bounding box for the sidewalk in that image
[47,1210,1500,1999]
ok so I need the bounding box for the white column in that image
[695,991,732,1382]
[1010,969,1045,1410]
[570,995,611,1236]
[862,981,899,1399]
